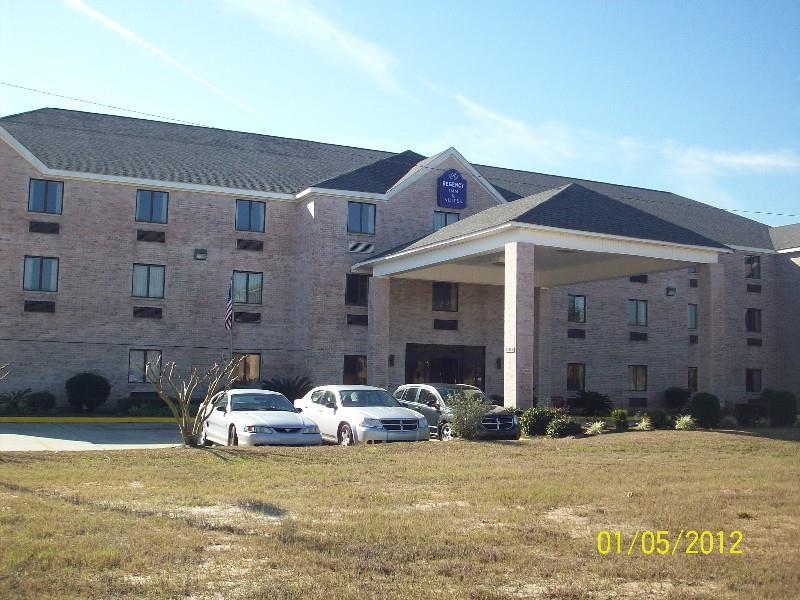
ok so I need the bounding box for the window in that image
[235,199,265,232]
[345,274,369,306]
[135,190,168,223]
[745,255,761,279]
[627,299,648,326]
[745,308,762,333]
[688,367,698,393]
[23,256,58,292]
[687,265,698,274]
[433,211,459,231]
[687,304,698,330]
[233,271,263,304]
[432,282,458,312]
[128,349,161,383]
[28,179,63,214]
[629,274,648,283]
[347,201,375,234]
[745,368,762,393]
[343,355,367,385]
[568,294,586,323]
[628,365,647,391]
[132,264,165,298]
[232,352,261,384]
[566,363,585,392]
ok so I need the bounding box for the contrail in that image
[60,0,255,115]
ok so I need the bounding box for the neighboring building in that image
[1,108,798,410]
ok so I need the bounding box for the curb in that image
[0,417,174,424]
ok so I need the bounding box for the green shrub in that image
[261,375,314,401]
[761,389,797,427]
[447,391,488,440]
[25,391,56,414]
[584,420,606,435]
[664,387,691,412]
[633,415,652,431]
[649,409,671,429]
[675,414,697,430]
[567,390,612,416]
[718,415,738,429]
[65,373,111,413]
[734,403,767,427]
[519,407,565,436]
[545,417,582,438]
[0,389,32,414]
[687,392,721,428]
[611,408,629,432]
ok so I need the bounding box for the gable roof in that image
[0,107,777,250]
[769,223,800,251]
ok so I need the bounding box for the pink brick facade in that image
[1,135,798,410]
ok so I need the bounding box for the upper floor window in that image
[432,281,458,312]
[628,365,648,391]
[745,308,762,333]
[345,274,369,307]
[568,294,586,323]
[23,256,59,292]
[235,199,265,232]
[347,201,375,234]
[233,271,263,304]
[135,189,168,223]
[132,264,165,298]
[745,255,761,279]
[233,352,262,384]
[687,303,698,330]
[567,363,585,392]
[433,211,459,231]
[128,349,162,383]
[687,265,698,274]
[745,368,762,393]
[28,179,63,214]
[627,299,648,326]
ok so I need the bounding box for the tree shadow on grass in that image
[239,500,285,519]
[713,427,800,442]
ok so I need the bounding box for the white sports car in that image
[294,385,428,445]
[201,389,321,446]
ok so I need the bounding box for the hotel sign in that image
[437,169,467,209]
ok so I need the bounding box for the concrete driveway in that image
[0,423,182,451]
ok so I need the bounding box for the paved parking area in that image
[0,423,181,451]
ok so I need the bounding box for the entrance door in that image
[404,344,486,389]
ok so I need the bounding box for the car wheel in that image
[439,422,454,441]
[338,423,355,446]
[227,425,238,447]
[200,426,213,447]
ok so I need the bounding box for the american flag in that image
[224,278,234,330]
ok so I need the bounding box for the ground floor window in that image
[128,349,162,383]
[566,363,585,392]
[628,365,647,391]
[343,355,368,385]
[745,368,762,393]
[688,367,698,393]
[233,352,261,384]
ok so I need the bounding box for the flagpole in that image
[229,276,234,361]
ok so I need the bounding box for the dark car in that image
[393,383,520,441]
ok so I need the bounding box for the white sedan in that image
[294,385,428,445]
[201,389,321,446]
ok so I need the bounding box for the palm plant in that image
[262,376,314,401]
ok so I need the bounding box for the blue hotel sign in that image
[437,169,467,209]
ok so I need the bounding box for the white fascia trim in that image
[385,147,507,205]
[726,244,776,254]
[777,246,800,254]
[0,126,295,201]
[294,187,387,202]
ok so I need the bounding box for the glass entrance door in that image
[405,344,486,390]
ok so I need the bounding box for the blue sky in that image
[1,0,798,225]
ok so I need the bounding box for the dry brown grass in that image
[1,429,798,599]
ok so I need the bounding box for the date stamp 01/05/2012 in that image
[596,530,744,556]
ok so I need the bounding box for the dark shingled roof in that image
[368,184,727,261]
[769,223,800,251]
[0,108,776,250]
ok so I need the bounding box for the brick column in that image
[504,242,536,409]
[535,287,553,406]
[705,262,727,400]
[368,276,391,389]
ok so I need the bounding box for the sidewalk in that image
[0,422,181,451]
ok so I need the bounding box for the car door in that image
[410,387,442,435]
[205,392,228,443]
[313,390,339,440]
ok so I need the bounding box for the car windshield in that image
[230,393,295,412]
[339,389,400,408]
[435,385,492,406]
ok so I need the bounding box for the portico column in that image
[535,287,553,406]
[368,276,391,389]
[504,242,536,410]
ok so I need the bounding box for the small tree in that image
[687,392,721,428]
[762,389,797,427]
[447,391,488,440]
[147,356,244,446]
[568,390,612,416]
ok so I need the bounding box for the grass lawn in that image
[1,429,798,599]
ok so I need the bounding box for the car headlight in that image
[243,425,274,433]
[419,417,428,429]
[360,418,383,429]
[302,424,319,434]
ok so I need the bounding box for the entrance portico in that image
[353,184,729,408]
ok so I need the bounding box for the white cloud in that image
[60,0,255,114]
[661,142,800,175]
[224,0,406,96]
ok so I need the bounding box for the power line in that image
[2,80,798,221]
